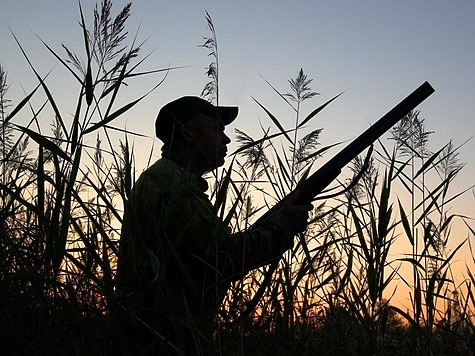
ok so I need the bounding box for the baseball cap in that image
[155,96,238,143]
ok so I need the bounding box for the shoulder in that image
[142,158,183,189]
[131,157,204,199]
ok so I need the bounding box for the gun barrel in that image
[324,81,435,170]
[258,81,435,220]
[294,81,435,203]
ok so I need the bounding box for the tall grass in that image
[217,66,474,354]
[0,2,473,355]
[0,1,167,354]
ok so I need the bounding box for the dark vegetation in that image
[0,1,473,354]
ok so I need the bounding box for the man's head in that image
[155,96,238,173]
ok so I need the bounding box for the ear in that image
[179,125,195,144]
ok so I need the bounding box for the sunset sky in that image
[1,1,474,301]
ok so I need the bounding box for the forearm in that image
[217,215,295,279]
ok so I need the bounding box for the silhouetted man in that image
[116,96,312,354]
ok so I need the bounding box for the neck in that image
[163,146,208,176]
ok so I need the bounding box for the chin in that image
[217,155,227,166]
[215,158,226,168]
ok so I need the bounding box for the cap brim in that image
[217,106,239,125]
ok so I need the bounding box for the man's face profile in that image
[184,113,231,172]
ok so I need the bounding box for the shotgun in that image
[231,81,435,325]
[258,81,435,220]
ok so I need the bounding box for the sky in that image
[1,1,473,165]
[1,0,474,301]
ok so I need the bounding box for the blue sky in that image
[1,0,474,199]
